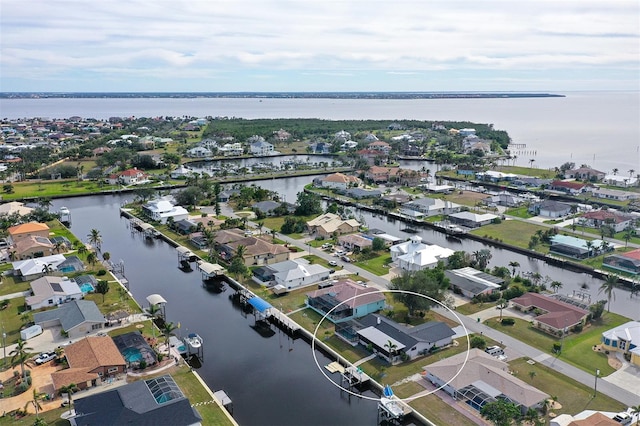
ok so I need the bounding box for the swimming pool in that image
[80,283,95,293]
[122,347,143,363]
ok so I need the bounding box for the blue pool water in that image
[122,347,143,363]
[80,283,95,293]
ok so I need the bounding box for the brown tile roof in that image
[569,412,619,426]
[8,222,50,235]
[214,229,245,244]
[228,237,289,257]
[551,180,587,190]
[323,172,360,183]
[65,336,126,370]
[510,292,589,330]
[583,210,633,223]
[51,367,98,390]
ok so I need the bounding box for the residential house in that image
[273,128,291,141]
[51,336,126,392]
[363,133,379,143]
[581,210,635,232]
[476,171,518,182]
[26,276,83,310]
[367,140,391,153]
[250,140,275,156]
[445,267,503,298]
[339,188,383,200]
[341,314,455,362]
[310,141,331,154]
[401,143,422,157]
[400,198,460,217]
[186,146,213,158]
[510,292,590,336]
[218,143,243,156]
[11,254,67,280]
[390,236,454,271]
[34,300,106,339]
[398,169,422,186]
[321,172,362,190]
[338,234,373,251]
[306,213,361,238]
[552,411,629,426]
[549,180,588,195]
[603,248,640,275]
[142,198,189,224]
[603,174,638,187]
[424,349,549,414]
[365,166,400,183]
[334,130,351,142]
[528,200,572,218]
[549,235,608,259]
[220,236,290,266]
[14,235,55,259]
[589,187,640,201]
[447,211,497,228]
[170,165,197,179]
[0,201,33,216]
[271,259,331,291]
[112,168,148,185]
[173,219,198,235]
[7,222,50,245]
[600,321,640,367]
[70,375,202,426]
[483,192,524,207]
[364,230,403,246]
[356,149,388,165]
[564,167,606,181]
[306,279,386,323]
[217,189,240,202]
[251,200,284,216]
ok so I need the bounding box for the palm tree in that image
[59,383,79,414]
[508,261,520,277]
[24,389,46,417]
[41,263,54,276]
[162,321,178,358]
[87,228,102,251]
[10,338,33,380]
[599,275,618,312]
[528,371,537,381]
[384,339,398,364]
[235,244,246,260]
[585,240,594,257]
[86,251,97,265]
[144,303,163,338]
[102,251,111,262]
[550,281,563,293]
[612,168,619,175]
[629,404,639,425]
[496,299,508,321]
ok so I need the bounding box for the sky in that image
[1,0,639,93]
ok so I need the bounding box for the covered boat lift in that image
[196,261,226,279]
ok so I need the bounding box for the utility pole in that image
[593,369,600,398]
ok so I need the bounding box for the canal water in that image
[50,194,381,426]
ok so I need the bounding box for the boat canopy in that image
[146,294,167,306]
[198,262,225,275]
[248,296,272,313]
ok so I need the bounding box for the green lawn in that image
[504,206,534,218]
[0,407,71,425]
[484,313,630,376]
[456,301,496,315]
[0,296,30,345]
[509,358,626,415]
[353,255,392,276]
[469,220,548,247]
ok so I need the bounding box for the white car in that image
[328,260,338,266]
[35,351,56,365]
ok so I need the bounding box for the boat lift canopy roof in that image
[146,294,167,306]
[198,261,225,275]
[139,222,155,231]
[248,296,272,313]
[175,246,192,254]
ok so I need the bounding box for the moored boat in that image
[184,333,203,350]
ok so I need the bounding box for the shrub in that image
[25,370,31,376]
[501,318,515,325]
[139,360,147,370]
[97,269,107,276]
[470,336,487,349]
[572,323,583,333]
[13,370,19,378]
[26,376,32,385]
[553,342,562,354]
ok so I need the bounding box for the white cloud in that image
[1,0,638,91]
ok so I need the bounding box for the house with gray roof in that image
[251,200,283,216]
[26,276,83,310]
[447,211,497,228]
[528,199,572,218]
[424,349,549,414]
[400,197,460,217]
[71,374,202,426]
[252,258,330,291]
[445,267,503,298]
[338,313,455,363]
[34,300,106,339]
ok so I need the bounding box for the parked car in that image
[35,351,56,365]
[328,260,338,266]
[341,255,351,263]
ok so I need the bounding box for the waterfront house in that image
[603,248,640,275]
[34,300,106,339]
[110,168,148,185]
[320,172,362,190]
[334,130,351,142]
[338,234,373,251]
[173,219,198,235]
[306,213,361,238]
[549,180,588,195]
[400,197,460,217]
[251,200,284,216]
[549,235,608,259]
[306,279,386,323]
[424,349,549,414]
[600,321,640,367]
[445,267,503,298]
[528,199,572,218]
[509,293,589,336]
[447,211,497,228]
[564,167,606,181]
[603,174,638,187]
[11,253,67,280]
[367,140,391,153]
[250,140,275,156]
[475,170,518,182]
[365,166,400,183]
[142,197,189,224]
[337,313,455,363]
[170,165,196,179]
[272,259,331,291]
[589,187,640,201]
[14,235,55,259]
[0,201,33,216]
[26,276,83,310]
[218,142,243,156]
[340,188,383,199]
[7,222,50,245]
[483,192,524,207]
[51,336,126,392]
[580,210,635,232]
[274,128,291,141]
[390,236,454,271]
[186,146,213,158]
[220,235,290,266]
[71,375,202,426]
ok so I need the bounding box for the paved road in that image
[265,225,640,408]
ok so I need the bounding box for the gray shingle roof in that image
[34,300,105,331]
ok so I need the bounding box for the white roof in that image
[358,326,406,351]
[12,254,66,276]
[602,321,640,345]
[397,244,454,267]
[449,211,498,222]
[146,294,167,305]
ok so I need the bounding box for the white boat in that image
[184,333,203,350]
[59,206,70,215]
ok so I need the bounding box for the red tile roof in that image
[551,180,586,190]
[510,292,589,330]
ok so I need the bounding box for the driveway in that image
[0,360,62,415]
[602,363,640,398]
